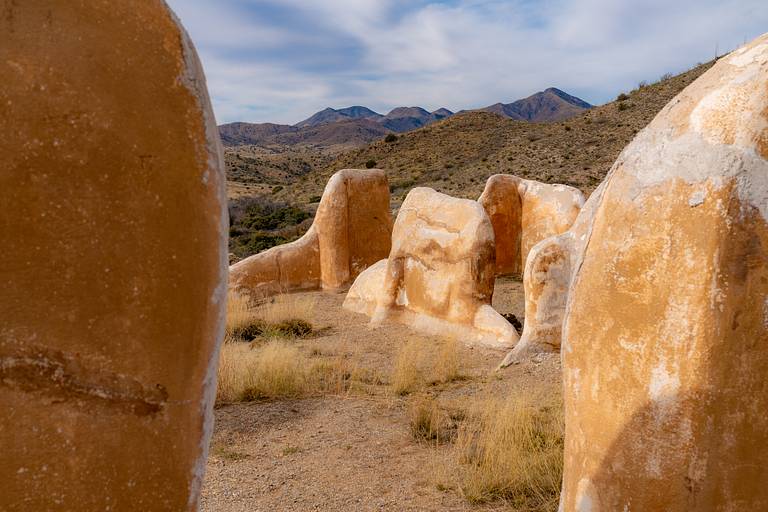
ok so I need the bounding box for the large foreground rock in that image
[230,169,391,298]
[561,34,768,511]
[344,188,518,348]
[0,2,227,510]
[479,175,583,275]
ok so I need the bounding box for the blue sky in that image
[166,0,768,125]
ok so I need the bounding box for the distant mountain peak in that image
[543,88,593,110]
[481,88,592,122]
[220,88,591,147]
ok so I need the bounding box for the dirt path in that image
[202,277,561,511]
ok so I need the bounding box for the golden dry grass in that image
[391,337,463,395]
[225,293,257,337]
[433,392,564,510]
[253,293,316,326]
[226,292,316,341]
[216,340,356,403]
[408,396,462,444]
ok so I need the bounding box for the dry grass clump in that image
[391,337,463,395]
[216,340,353,403]
[226,293,315,341]
[443,393,564,509]
[226,293,257,337]
[408,396,464,444]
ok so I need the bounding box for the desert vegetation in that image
[209,280,562,511]
[228,196,312,260]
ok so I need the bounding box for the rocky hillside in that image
[292,60,715,204]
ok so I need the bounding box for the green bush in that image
[385,133,398,143]
[242,203,309,231]
[240,233,289,254]
[616,93,629,101]
[308,195,321,203]
[365,159,377,169]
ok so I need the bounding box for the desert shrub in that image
[616,92,629,101]
[365,159,377,169]
[228,196,312,258]
[241,203,308,231]
[272,185,283,194]
[308,195,321,203]
[450,395,564,509]
[237,233,289,254]
[389,179,415,192]
[385,133,398,143]
[618,102,631,111]
[226,293,315,342]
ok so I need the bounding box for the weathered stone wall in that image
[499,187,601,365]
[479,175,584,275]
[345,188,518,349]
[1,2,227,510]
[519,180,584,268]
[478,175,524,274]
[560,33,768,511]
[229,168,392,298]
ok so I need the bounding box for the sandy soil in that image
[201,276,562,511]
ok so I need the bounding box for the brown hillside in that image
[286,60,716,205]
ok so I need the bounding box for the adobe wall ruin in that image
[344,188,518,349]
[229,168,392,298]
[479,174,584,275]
[1,2,227,510]
[560,33,768,511]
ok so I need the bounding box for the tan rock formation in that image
[478,174,584,275]
[344,188,518,349]
[229,169,392,297]
[1,2,227,510]
[560,34,768,511]
[499,190,600,365]
[478,175,524,273]
[519,180,584,267]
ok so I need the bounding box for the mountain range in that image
[219,87,593,149]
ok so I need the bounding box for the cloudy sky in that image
[166,0,768,125]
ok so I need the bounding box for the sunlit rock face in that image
[229,168,392,298]
[479,174,584,275]
[1,2,227,510]
[499,187,602,365]
[345,188,518,349]
[560,33,768,512]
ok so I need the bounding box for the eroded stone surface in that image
[1,2,227,510]
[478,175,524,274]
[229,169,392,298]
[479,174,584,275]
[499,186,602,365]
[344,188,518,348]
[560,33,768,511]
[519,180,584,267]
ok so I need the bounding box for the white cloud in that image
[166,0,768,124]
